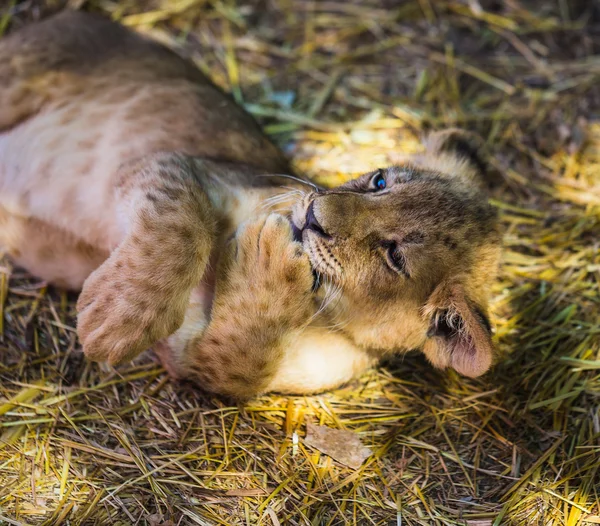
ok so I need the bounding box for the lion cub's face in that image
[291,130,502,378]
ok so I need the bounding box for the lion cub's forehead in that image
[379,167,499,246]
[378,166,466,192]
[385,165,418,181]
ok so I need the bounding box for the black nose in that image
[304,201,329,238]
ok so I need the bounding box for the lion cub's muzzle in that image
[291,197,330,242]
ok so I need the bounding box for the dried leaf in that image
[304,423,371,469]
[147,514,174,526]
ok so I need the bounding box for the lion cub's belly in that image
[0,105,131,248]
[0,83,203,250]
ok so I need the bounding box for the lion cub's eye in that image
[382,241,409,277]
[370,170,386,191]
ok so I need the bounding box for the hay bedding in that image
[1,0,599,524]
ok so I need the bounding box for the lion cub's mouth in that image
[291,221,304,243]
[291,201,329,241]
[289,202,342,284]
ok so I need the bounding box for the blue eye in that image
[372,170,386,191]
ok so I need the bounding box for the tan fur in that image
[0,12,502,399]
[0,207,108,289]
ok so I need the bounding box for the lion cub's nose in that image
[304,201,330,238]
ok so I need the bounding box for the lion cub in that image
[0,11,501,398]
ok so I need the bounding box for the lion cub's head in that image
[291,130,502,377]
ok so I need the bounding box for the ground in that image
[0,1,599,525]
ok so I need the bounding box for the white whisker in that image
[257,173,323,192]
[311,276,344,322]
[262,190,303,205]
[259,189,304,212]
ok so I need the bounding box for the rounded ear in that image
[420,129,491,184]
[422,281,494,378]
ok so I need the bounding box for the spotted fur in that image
[0,12,501,399]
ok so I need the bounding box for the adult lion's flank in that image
[0,11,501,398]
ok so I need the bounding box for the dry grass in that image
[1,0,599,525]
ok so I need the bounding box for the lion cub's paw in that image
[226,213,315,325]
[77,247,186,365]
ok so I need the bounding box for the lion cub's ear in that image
[421,128,490,183]
[421,280,494,378]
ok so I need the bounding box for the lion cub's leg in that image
[0,207,108,289]
[77,153,216,365]
[160,323,374,397]
[161,213,374,399]
[171,214,316,398]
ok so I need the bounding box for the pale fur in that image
[0,12,502,399]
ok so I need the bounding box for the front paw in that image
[77,250,186,365]
[226,214,315,324]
